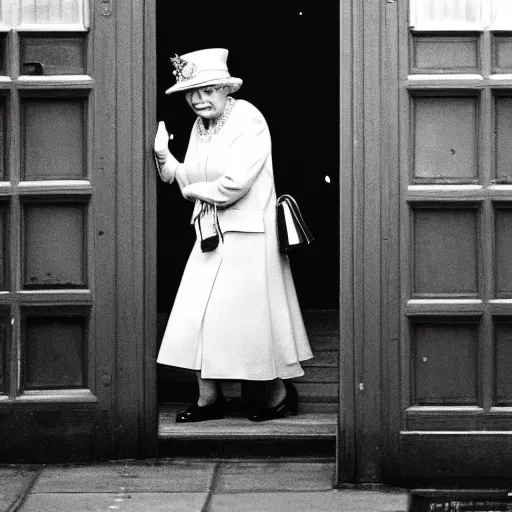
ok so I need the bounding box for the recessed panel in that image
[22,98,86,180]
[495,321,512,405]
[412,320,479,405]
[493,35,512,73]
[495,208,512,296]
[413,96,478,182]
[23,202,87,289]
[21,34,86,75]
[413,207,479,296]
[0,203,6,290]
[495,96,512,182]
[0,34,5,75]
[412,36,479,73]
[0,97,5,180]
[0,314,8,394]
[23,315,86,389]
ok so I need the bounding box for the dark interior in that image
[156,1,340,403]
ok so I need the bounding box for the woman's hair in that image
[212,84,231,94]
[183,84,232,96]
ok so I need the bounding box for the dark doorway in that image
[156,1,340,409]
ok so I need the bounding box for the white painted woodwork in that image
[408,74,483,80]
[410,0,512,30]
[407,299,483,305]
[0,0,88,27]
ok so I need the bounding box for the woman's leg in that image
[196,372,218,406]
[266,378,287,408]
[175,373,225,423]
[243,378,290,408]
[247,378,298,421]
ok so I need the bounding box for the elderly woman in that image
[154,48,313,422]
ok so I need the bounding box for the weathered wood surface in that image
[159,404,336,439]
[388,0,512,485]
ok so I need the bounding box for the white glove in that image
[154,121,170,161]
[154,121,180,182]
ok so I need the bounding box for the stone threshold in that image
[158,403,337,458]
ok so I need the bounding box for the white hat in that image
[165,48,243,95]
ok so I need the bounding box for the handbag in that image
[196,202,223,252]
[276,194,314,253]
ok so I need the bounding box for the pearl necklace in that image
[196,97,236,143]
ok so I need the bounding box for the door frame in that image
[337,0,403,485]
[99,0,158,459]
[339,0,386,484]
[338,0,356,484]
[142,0,158,458]
[142,0,364,474]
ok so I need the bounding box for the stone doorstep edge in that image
[5,467,43,512]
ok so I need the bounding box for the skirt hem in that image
[156,360,308,380]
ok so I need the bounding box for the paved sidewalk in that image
[0,459,409,512]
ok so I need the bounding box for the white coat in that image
[156,99,313,380]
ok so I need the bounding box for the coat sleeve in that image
[154,151,190,190]
[181,117,271,207]
[154,123,196,190]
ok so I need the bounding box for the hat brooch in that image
[170,54,197,83]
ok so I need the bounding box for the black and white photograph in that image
[1,1,512,511]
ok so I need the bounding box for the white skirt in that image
[157,230,311,380]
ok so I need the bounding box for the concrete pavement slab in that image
[20,492,208,512]
[31,461,216,494]
[209,490,409,512]
[0,467,40,512]
[215,461,335,491]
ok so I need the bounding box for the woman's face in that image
[185,86,229,121]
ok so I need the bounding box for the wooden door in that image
[0,0,156,462]
[387,0,512,484]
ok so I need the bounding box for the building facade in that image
[1,0,512,485]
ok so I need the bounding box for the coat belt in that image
[190,208,265,233]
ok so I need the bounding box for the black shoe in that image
[248,380,299,422]
[176,396,226,423]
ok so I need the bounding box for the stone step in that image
[158,403,337,458]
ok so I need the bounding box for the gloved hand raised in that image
[154,121,171,161]
[153,121,180,183]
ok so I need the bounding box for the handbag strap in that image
[196,201,205,240]
[196,202,224,243]
[214,204,224,242]
[277,195,309,231]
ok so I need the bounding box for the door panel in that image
[0,313,8,393]
[411,35,479,74]
[0,97,5,178]
[0,0,108,462]
[23,312,87,389]
[412,318,480,405]
[23,201,87,288]
[0,203,6,289]
[413,207,479,296]
[22,97,87,180]
[413,96,478,181]
[20,34,87,76]
[495,321,512,404]
[494,207,512,294]
[390,0,512,482]
[494,35,512,72]
[494,96,512,179]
